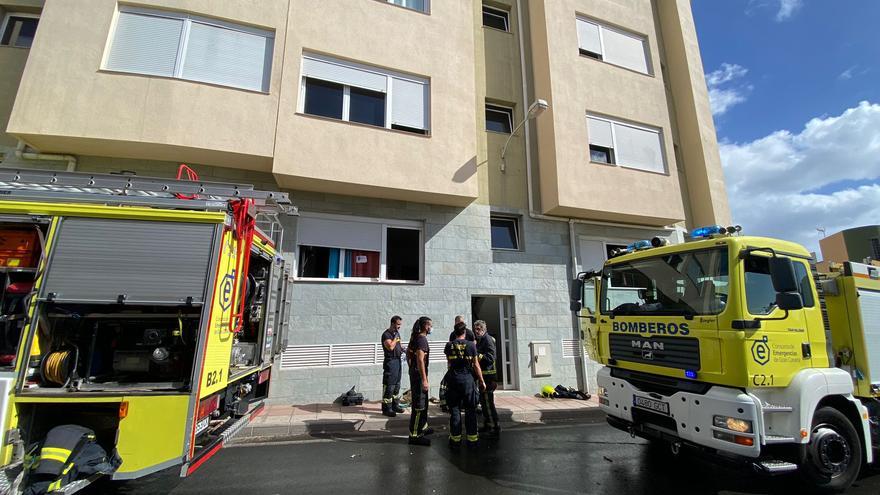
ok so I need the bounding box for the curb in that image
[235,405,606,444]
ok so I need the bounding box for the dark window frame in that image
[303,78,344,120]
[589,144,615,165]
[490,215,521,251]
[0,14,39,48]
[482,5,510,32]
[871,238,880,261]
[486,104,514,134]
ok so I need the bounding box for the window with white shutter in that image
[587,114,666,174]
[301,53,430,134]
[576,16,651,75]
[105,7,274,92]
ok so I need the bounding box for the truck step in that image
[753,460,799,474]
[762,404,793,413]
[763,435,796,444]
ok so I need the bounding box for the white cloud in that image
[705,64,751,117]
[746,0,804,22]
[839,66,856,80]
[775,0,803,21]
[720,101,880,257]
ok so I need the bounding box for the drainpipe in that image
[15,139,77,172]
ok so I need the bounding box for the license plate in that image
[633,396,669,415]
[195,416,210,436]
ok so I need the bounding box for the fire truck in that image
[571,225,880,493]
[0,168,294,493]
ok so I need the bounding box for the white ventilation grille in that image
[280,344,332,369]
[281,340,450,370]
[562,339,582,359]
[330,343,378,367]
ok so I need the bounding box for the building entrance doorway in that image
[471,296,517,390]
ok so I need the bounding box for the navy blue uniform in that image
[381,329,403,412]
[444,338,479,444]
[407,334,430,439]
[477,333,499,430]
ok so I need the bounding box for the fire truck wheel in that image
[799,406,862,493]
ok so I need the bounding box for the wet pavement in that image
[95,416,880,494]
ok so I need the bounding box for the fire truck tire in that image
[799,406,862,494]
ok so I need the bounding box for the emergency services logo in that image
[219,272,235,311]
[751,336,770,366]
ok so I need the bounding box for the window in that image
[1,14,38,48]
[601,248,729,316]
[387,0,429,13]
[300,53,430,135]
[486,104,513,134]
[576,17,651,75]
[590,145,614,165]
[482,5,509,32]
[744,256,814,315]
[295,214,423,282]
[587,115,665,174]
[490,215,520,250]
[105,7,274,92]
[871,238,880,261]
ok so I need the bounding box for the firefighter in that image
[474,320,500,435]
[444,321,486,449]
[406,316,433,446]
[381,316,405,417]
[440,315,474,412]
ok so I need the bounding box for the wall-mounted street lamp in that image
[500,98,549,173]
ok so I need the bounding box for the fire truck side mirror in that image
[776,292,804,311]
[769,257,799,293]
[570,278,584,312]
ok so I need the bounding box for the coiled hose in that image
[40,348,77,387]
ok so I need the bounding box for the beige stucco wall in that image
[271,0,478,207]
[6,0,286,171]
[529,0,687,226]
[476,0,528,210]
[657,0,731,227]
[0,44,29,148]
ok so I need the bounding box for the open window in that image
[295,214,423,282]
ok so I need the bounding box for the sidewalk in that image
[238,395,604,442]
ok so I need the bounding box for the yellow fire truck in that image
[0,168,294,493]
[571,226,880,493]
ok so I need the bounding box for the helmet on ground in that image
[541,385,556,398]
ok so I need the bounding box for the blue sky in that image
[691,0,880,257]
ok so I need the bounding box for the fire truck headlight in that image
[713,415,752,433]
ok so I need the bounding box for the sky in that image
[691,0,880,258]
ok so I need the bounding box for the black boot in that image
[392,400,405,414]
[382,403,396,417]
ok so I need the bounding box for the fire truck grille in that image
[609,334,700,370]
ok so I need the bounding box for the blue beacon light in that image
[685,370,698,379]
[690,225,725,238]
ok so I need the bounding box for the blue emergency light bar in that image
[690,225,726,238]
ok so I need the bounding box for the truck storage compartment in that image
[38,217,216,305]
[15,402,120,456]
[1,221,47,369]
[22,304,201,392]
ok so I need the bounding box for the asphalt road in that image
[95,418,880,495]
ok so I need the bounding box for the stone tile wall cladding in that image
[271,190,667,405]
[0,151,662,405]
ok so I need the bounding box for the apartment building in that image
[0,0,729,403]
[820,226,880,264]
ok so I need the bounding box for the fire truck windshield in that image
[600,247,729,317]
